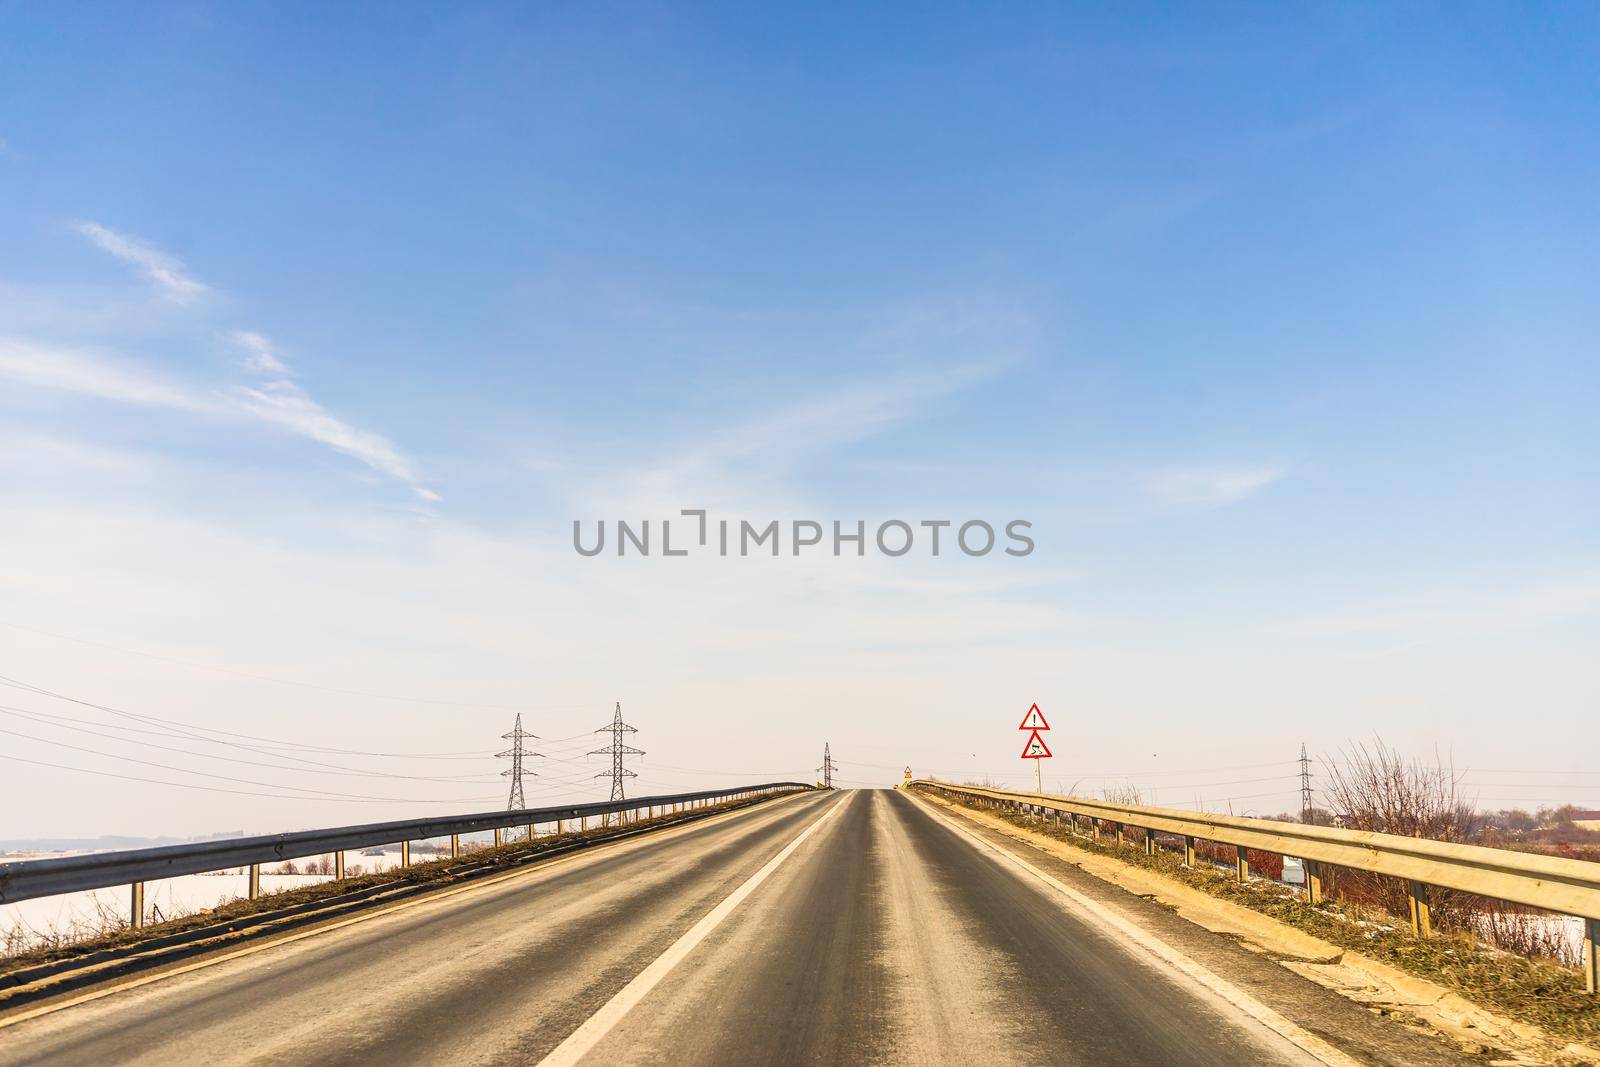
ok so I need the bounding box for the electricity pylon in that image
[591,702,643,824]
[497,713,543,810]
[1298,742,1314,824]
[817,742,838,789]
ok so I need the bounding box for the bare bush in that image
[1323,739,1478,841]
[1320,737,1481,932]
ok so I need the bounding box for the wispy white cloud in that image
[0,337,437,500]
[0,429,159,478]
[77,222,209,305]
[234,379,420,486]
[1278,579,1600,640]
[228,330,289,374]
[634,357,1011,497]
[1144,464,1286,508]
[714,358,1004,459]
[15,219,438,500]
[565,354,1015,521]
[0,339,216,412]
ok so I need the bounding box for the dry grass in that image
[926,786,1600,1045]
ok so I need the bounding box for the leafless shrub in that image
[1203,742,1576,959]
[1322,739,1478,841]
[1320,737,1483,933]
[1101,782,1144,805]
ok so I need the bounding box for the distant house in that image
[1572,810,1600,832]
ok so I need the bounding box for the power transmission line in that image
[818,742,838,789]
[497,713,543,810]
[0,752,501,804]
[0,705,502,783]
[0,724,498,803]
[590,702,643,823]
[0,674,494,759]
[0,621,606,712]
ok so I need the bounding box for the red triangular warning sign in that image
[1018,703,1051,731]
[1020,729,1052,759]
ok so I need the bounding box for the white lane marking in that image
[537,792,849,1067]
[909,794,1362,1067]
[0,791,823,1034]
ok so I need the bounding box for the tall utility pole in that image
[818,742,838,789]
[1299,742,1314,824]
[497,713,543,810]
[591,702,643,823]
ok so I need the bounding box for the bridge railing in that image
[910,779,1600,994]
[0,783,814,929]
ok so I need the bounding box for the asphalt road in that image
[0,790,1471,1066]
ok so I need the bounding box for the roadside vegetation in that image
[924,738,1600,1045]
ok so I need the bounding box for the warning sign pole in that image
[1019,703,1051,795]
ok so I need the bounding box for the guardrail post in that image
[1143,829,1156,856]
[450,834,460,859]
[248,863,261,899]
[400,841,410,868]
[1408,881,1433,937]
[494,828,504,848]
[1115,823,1125,847]
[1235,846,1249,883]
[1092,819,1101,842]
[335,851,345,879]
[1585,919,1598,994]
[130,881,144,930]
[1304,860,1322,905]
[1184,836,1196,867]
[581,815,588,831]
[527,822,536,841]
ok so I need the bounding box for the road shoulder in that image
[907,787,1596,1067]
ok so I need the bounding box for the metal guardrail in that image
[912,780,1600,993]
[0,783,813,927]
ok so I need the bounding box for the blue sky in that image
[1,4,1596,835]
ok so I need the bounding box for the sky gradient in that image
[1,3,1597,837]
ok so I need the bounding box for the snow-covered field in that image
[0,848,426,949]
